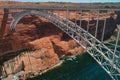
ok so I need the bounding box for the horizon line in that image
[1,1,120,3]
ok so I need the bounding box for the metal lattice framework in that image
[8,9,120,80]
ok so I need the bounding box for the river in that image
[27,52,114,80]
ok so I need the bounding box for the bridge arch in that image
[10,10,58,30]
[9,10,120,80]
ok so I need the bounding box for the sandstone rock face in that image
[52,40,84,56]
[0,15,84,76]
[23,37,60,72]
[67,47,84,55]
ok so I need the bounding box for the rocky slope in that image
[0,15,84,76]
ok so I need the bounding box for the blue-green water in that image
[27,53,113,80]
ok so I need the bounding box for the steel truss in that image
[9,9,120,80]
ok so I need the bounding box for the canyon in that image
[0,13,84,77]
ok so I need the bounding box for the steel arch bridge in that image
[0,7,120,80]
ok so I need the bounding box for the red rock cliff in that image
[0,15,84,75]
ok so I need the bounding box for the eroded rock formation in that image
[0,15,84,76]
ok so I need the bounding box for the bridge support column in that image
[0,8,9,42]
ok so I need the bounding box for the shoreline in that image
[1,51,83,80]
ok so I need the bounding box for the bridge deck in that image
[0,8,120,80]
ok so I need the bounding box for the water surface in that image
[28,53,113,80]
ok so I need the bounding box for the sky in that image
[7,0,120,3]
